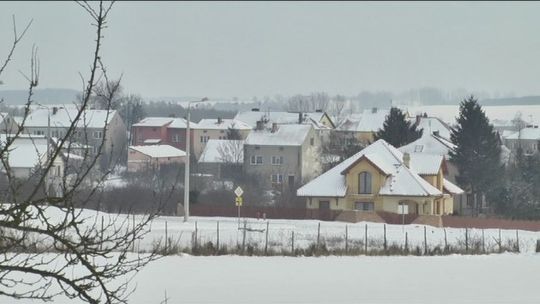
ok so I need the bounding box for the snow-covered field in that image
[4,253,539,304]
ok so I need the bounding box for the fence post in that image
[498,229,502,253]
[383,224,387,251]
[265,221,269,255]
[242,220,247,253]
[317,222,321,248]
[194,221,198,250]
[424,226,428,255]
[216,221,220,253]
[345,225,349,253]
[165,220,168,253]
[364,224,368,253]
[404,232,408,252]
[516,230,520,253]
[482,229,485,253]
[444,228,448,252]
[465,228,469,253]
[291,230,295,254]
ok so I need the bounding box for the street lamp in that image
[183,97,208,222]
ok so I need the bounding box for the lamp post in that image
[183,97,208,222]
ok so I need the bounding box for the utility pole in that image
[183,97,208,222]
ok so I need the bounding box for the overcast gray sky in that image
[1,1,539,99]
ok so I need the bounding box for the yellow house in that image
[297,139,463,219]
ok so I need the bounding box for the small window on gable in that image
[414,145,423,152]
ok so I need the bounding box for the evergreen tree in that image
[449,95,503,216]
[374,107,422,147]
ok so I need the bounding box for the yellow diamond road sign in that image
[234,186,244,197]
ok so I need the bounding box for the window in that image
[152,127,157,131]
[255,146,260,150]
[250,155,263,165]
[358,171,372,194]
[34,130,44,136]
[354,202,374,211]
[172,134,180,143]
[271,174,283,184]
[414,145,424,152]
[220,130,225,134]
[200,136,210,143]
[93,131,103,139]
[310,137,314,146]
[279,146,284,151]
[271,156,284,165]
[52,130,59,137]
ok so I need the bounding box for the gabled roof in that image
[132,117,198,129]
[337,109,389,132]
[129,145,186,158]
[0,135,48,169]
[132,117,173,127]
[23,107,116,129]
[195,119,251,130]
[245,124,312,146]
[234,111,333,130]
[379,164,442,196]
[297,139,444,198]
[399,133,455,158]
[413,117,452,140]
[198,139,244,164]
[408,153,444,175]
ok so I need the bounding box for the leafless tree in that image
[0,2,164,303]
[287,92,330,113]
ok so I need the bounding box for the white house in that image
[127,144,186,172]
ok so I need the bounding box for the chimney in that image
[217,117,222,124]
[52,107,58,115]
[403,152,411,168]
[271,123,278,133]
[255,120,264,131]
[371,107,378,114]
[298,112,303,124]
[251,108,260,112]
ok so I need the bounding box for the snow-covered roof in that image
[505,128,540,140]
[379,164,441,196]
[195,119,251,130]
[132,117,197,129]
[414,117,452,140]
[23,107,116,129]
[132,117,173,127]
[234,111,330,129]
[337,109,389,132]
[297,139,444,198]
[198,139,244,164]
[408,153,443,175]
[399,134,456,158]
[443,178,464,194]
[245,124,312,146]
[0,136,48,169]
[129,145,186,158]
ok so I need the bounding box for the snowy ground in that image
[4,253,539,304]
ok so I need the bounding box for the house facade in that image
[297,139,463,220]
[127,144,186,172]
[20,107,127,168]
[131,117,193,152]
[244,124,321,190]
[191,118,251,159]
[504,127,540,156]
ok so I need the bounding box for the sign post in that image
[234,186,244,228]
